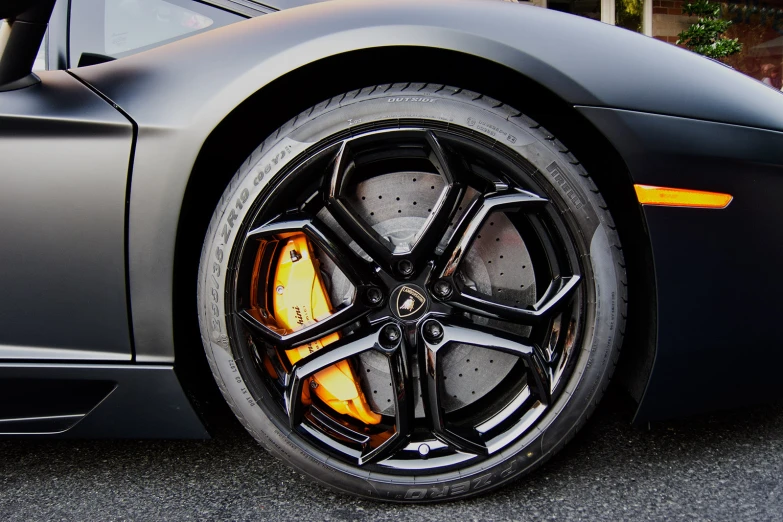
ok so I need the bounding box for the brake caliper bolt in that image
[380,324,402,348]
[397,259,414,277]
[365,287,383,305]
[423,320,444,343]
[433,280,452,299]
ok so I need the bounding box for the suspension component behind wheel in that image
[273,234,381,425]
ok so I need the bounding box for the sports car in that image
[2,0,783,502]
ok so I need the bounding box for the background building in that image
[518,0,783,86]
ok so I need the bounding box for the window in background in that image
[723,0,783,87]
[542,0,650,32]
[70,0,242,67]
[548,0,602,20]
[104,0,213,55]
[33,31,46,71]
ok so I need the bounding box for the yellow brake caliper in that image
[273,234,381,425]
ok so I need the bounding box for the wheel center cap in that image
[390,284,428,320]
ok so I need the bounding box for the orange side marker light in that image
[634,184,733,209]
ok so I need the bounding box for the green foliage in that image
[677,0,742,59]
[683,0,722,18]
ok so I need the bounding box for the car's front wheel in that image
[197,84,626,502]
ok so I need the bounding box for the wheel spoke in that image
[237,302,369,349]
[240,215,379,348]
[436,191,548,279]
[447,275,581,326]
[246,214,376,287]
[421,328,489,455]
[440,320,551,405]
[419,319,551,450]
[283,327,382,429]
[359,344,414,465]
[324,141,396,267]
[407,132,465,264]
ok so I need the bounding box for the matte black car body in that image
[2,0,783,438]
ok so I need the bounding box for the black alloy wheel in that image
[198,84,626,502]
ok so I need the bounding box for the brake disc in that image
[317,172,536,416]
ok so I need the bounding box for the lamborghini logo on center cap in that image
[395,286,427,319]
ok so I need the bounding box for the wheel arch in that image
[172,46,656,420]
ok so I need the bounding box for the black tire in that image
[197,84,626,502]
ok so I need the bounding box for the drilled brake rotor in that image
[316,172,537,416]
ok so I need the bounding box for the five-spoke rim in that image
[227,126,586,472]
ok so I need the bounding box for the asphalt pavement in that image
[1,389,781,521]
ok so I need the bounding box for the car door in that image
[0,0,255,362]
[0,70,136,361]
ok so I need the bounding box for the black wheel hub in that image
[228,126,585,473]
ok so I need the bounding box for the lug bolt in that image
[276,285,285,295]
[423,320,444,343]
[380,323,402,348]
[397,259,414,277]
[433,280,452,299]
[365,287,383,305]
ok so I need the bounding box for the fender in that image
[71,0,783,374]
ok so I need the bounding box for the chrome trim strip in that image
[0,414,85,423]
[0,344,131,361]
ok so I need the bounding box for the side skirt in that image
[0,364,209,439]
